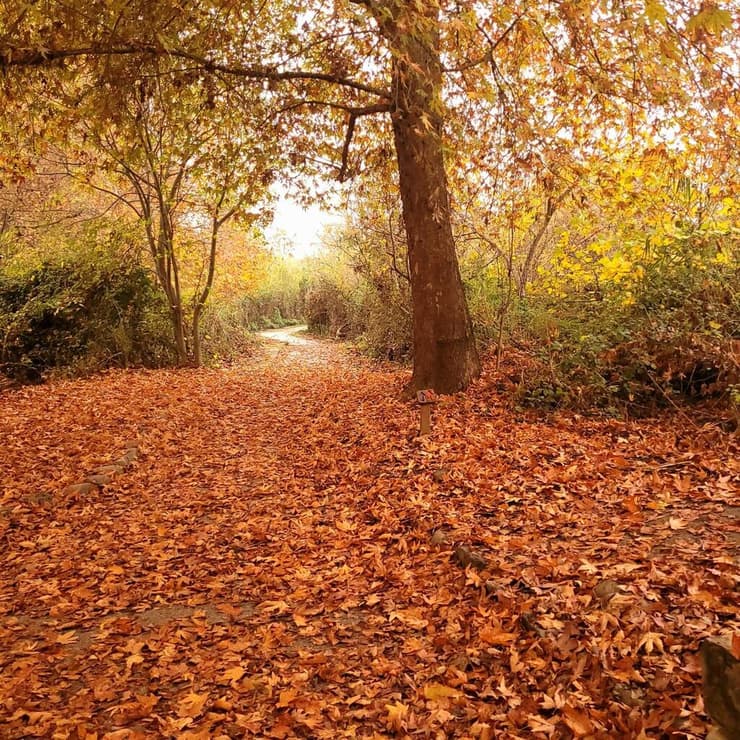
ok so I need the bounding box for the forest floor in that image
[0,333,737,739]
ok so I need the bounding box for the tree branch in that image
[444,15,524,73]
[337,102,391,182]
[0,44,392,100]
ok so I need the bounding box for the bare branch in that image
[444,15,524,73]
[337,102,391,181]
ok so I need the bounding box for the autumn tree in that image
[61,58,277,366]
[0,0,481,391]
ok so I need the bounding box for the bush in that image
[197,300,258,364]
[237,254,307,330]
[304,273,357,336]
[511,226,739,414]
[0,254,173,382]
[303,260,412,359]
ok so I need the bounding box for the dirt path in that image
[0,340,737,738]
[259,324,310,345]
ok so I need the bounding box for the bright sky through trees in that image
[266,197,341,258]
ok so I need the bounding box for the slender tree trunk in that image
[192,311,202,368]
[170,303,189,366]
[384,3,480,394]
[190,209,223,369]
[147,232,189,366]
[155,235,189,366]
[497,215,516,370]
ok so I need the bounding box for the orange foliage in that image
[0,334,737,737]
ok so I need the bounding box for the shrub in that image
[197,300,258,364]
[0,254,173,382]
[512,225,739,414]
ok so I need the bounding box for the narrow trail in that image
[258,324,311,345]
[0,337,737,738]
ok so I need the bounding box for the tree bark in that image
[191,208,224,369]
[383,2,480,394]
[192,311,202,368]
[170,303,189,366]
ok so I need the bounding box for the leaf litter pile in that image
[1,334,737,739]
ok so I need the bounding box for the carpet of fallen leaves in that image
[1,331,738,739]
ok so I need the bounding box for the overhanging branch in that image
[0,44,393,100]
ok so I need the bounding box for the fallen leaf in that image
[177,692,209,719]
[219,666,246,685]
[479,625,518,645]
[277,688,299,708]
[562,705,594,736]
[385,701,408,731]
[423,683,462,701]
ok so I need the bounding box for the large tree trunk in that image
[384,3,480,394]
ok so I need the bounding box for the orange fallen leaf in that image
[177,692,208,719]
[389,608,428,630]
[480,625,518,645]
[216,602,243,620]
[112,693,159,723]
[562,705,594,736]
[213,696,233,711]
[637,632,664,654]
[233,676,264,694]
[470,721,494,740]
[623,495,640,514]
[125,653,144,670]
[423,683,462,701]
[219,666,246,684]
[277,688,299,708]
[385,701,408,731]
[528,714,557,733]
[179,728,213,740]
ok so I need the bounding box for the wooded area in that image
[0,0,738,737]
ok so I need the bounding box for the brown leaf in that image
[177,692,209,719]
[479,625,518,645]
[562,705,594,736]
[423,683,462,701]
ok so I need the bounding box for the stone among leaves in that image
[593,578,620,607]
[86,474,112,487]
[701,634,740,740]
[430,530,450,548]
[59,442,140,499]
[62,482,97,496]
[453,545,487,571]
[95,464,124,476]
